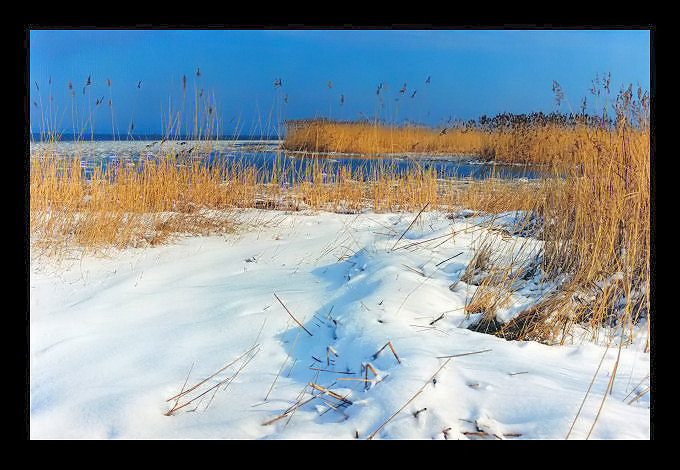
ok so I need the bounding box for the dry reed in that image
[29,74,650,345]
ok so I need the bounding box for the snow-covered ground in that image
[28,209,650,439]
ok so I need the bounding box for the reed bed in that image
[506,119,651,345]
[282,116,650,168]
[458,86,650,346]
[283,120,484,156]
[29,74,651,346]
[29,146,538,259]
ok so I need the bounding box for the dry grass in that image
[461,86,650,345]
[29,150,241,259]
[30,144,542,260]
[29,75,651,345]
[281,116,649,168]
[283,120,484,156]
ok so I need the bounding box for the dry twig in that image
[367,358,452,440]
[274,292,313,336]
[391,202,430,251]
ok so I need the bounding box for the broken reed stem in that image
[395,232,452,252]
[273,292,313,336]
[391,202,430,251]
[204,346,261,411]
[366,363,377,376]
[337,377,377,382]
[369,392,424,440]
[166,344,260,403]
[462,431,522,439]
[326,345,339,365]
[265,323,304,401]
[395,256,449,317]
[402,264,425,277]
[435,251,464,267]
[309,368,355,374]
[428,307,464,326]
[372,344,389,359]
[192,348,259,411]
[367,357,452,440]
[436,349,491,359]
[168,361,195,414]
[627,386,650,405]
[565,337,613,439]
[582,319,629,439]
[320,397,340,411]
[429,313,445,325]
[387,342,401,364]
[308,382,352,403]
[262,395,319,426]
[372,341,401,363]
[622,373,649,402]
[166,345,260,416]
[586,372,616,439]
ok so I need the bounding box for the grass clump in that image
[455,83,651,346]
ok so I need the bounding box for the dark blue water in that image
[216,152,543,182]
[81,151,543,183]
[30,132,279,142]
[32,137,544,183]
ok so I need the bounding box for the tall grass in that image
[29,149,543,265]
[29,73,651,346]
[452,82,651,346]
[282,113,649,168]
[503,86,651,345]
[282,120,484,156]
[29,69,235,259]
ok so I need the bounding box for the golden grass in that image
[283,120,484,156]
[29,77,651,345]
[462,118,650,345]
[30,147,539,259]
[282,118,650,168]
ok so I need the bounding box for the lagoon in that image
[29,137,545,183]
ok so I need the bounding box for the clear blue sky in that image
[28,28,651,137]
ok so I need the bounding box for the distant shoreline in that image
[29,133,284,142]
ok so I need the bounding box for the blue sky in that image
[28,28,651,137]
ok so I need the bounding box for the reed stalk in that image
[29,74,650,344]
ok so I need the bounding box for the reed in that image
[282,120,484,156]
[29,73,650,345]
[454,82,651,345]
[281,112,649,169]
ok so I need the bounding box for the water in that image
[29,137,544,182]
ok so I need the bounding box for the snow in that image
[29,208,651,439]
